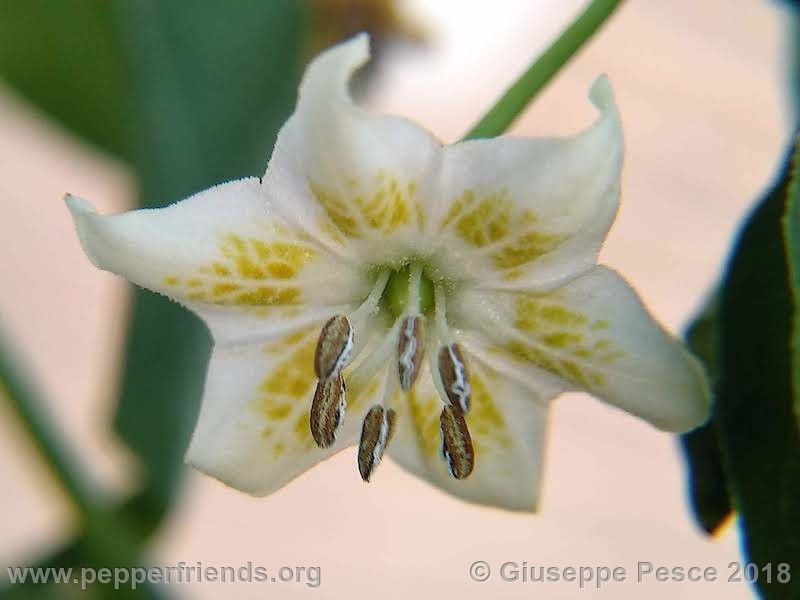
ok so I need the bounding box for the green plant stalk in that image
[463,0,625,140]
[0,332,98,517]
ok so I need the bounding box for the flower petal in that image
[450,266,710,432]
[431,76,622,291]
[263,34,443,262]
[66,178,369,346]
[388,361,549,512]
[186,325,382,495]
[453,329,568,403]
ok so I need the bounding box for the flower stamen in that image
[314,271,391,380]
[429,283,475,479]
[396,265,426,392]
[432,284,471,415]
[397,315,425,391]
[438,344,471,415]
[346,317,402,394]
[357,403,397,482]
[310,271,391,448]
[310,375,346,448]
[314,315,353,379]
[347,270,392,356]
[439,404,475,479]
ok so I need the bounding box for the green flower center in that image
[381,264,435,318]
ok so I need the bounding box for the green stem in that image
[462,0,625,140]
[0,330,98,517]
[0,332,145,564]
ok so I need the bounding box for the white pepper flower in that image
[67,34,708,511]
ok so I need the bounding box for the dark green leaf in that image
[716,143,800,599]
[0,0,133,159]
[785,134,800,429]
[680,423,731,535]
[679,297,733,534]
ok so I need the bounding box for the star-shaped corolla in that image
[67,34,709,512]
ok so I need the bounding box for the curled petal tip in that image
[350,31,370,50]
[588,74,614,111]
[300,33,371,101]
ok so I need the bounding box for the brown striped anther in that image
[310,375,346,448]
[314,315,353,379]
[439,405,474,479]
[438,343,471,414]
[357,405,396,482]
[397,315,425,392]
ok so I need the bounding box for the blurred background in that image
[0,0,792,598]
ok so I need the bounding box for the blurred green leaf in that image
[1,534,167,600]
[679,296,733,535]
[1,494,172,599]
[714,144,800,599]
[0,0,133,159]
[785,135,800,429]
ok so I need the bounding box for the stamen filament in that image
[432,284,471,415]
[347,270,392,361]
[433,284,451,342]
[406,264,423,314]
[428,284,452,402]
[350,271,392,324]
[311,271,391,448]
[427,330,450,407]
[380,365,397,408]
[347,318,403,395]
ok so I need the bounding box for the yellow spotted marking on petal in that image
[321,221,348,244]
[260,336,316,401]
[467,371,511,452]
[490,230,564,270]
[293,410,310,437]
[407,387,440,458]
[162,232,315,309]
[311,184,361,237]
[272,442,285,459]
[502,295,624,388]
[440,189,565,272]
[346,373,382,408]
[212,282,241,295]
[250,327,319,453]
[449,190,512,247]
[265,404,292,421]
[515,296,589,329]
[264,329,312,352]
[311,172,420,239]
